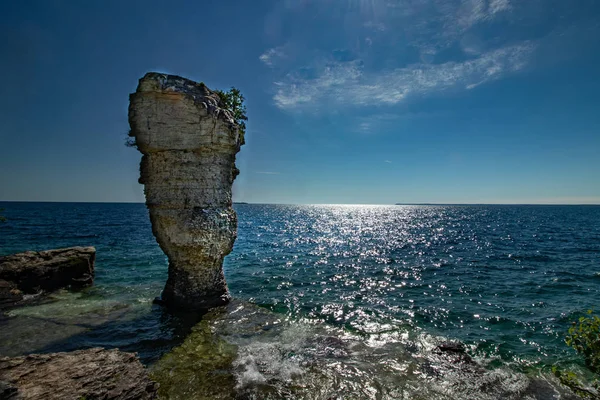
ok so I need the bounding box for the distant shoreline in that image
[393,203,600,206]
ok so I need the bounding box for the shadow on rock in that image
[0,299,206,365]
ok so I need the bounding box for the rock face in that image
[0,348,158,399]
[128,73,244,310]
[0,247,95,302]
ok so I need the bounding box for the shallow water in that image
[0,202,599,398]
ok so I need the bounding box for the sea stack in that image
[128,73,244,310]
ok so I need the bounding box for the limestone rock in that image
[128,73,244,310]
[0,247,95,296]
[0,348,158,399]
[0,280,23,309]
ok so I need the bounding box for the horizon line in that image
[0,200,599,206]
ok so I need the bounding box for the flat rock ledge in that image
[0,247,95,309]
[0,348,158,400]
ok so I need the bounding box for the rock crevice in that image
[128,72,244,310]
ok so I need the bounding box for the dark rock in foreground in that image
[0,280,23,308]
[0,247,95,302]
[0,348,157,400]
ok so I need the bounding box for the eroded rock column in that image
[128,73,244,310]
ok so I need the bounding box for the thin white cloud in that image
[388,0,514,53]
[384,160,392,163]
[262,0,517,72]
[454,0,511,30]
[363,21,386,31]
[260,0,560,112]
[489,0,511,15]
[273,59,363,108]
[356,113,406,133]
[273,42,534,110]
[259,46,286,67]
[256,171,281,175]
[358,121,372,133]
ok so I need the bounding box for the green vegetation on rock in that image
[215,87,247,145]
[554,310,600,398]
[567,310,600,375]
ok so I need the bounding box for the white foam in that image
[232,323,311,388]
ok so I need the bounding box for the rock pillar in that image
[128,73,243,310]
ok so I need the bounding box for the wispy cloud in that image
[358,121,372,133]
[489,0,512,14]
[363,21,386,31]
[384,160,392,164]
[273,42,534,110]
[255,171,281,175]
[356,113,404,133]
[454,0,512,30]
[259,46,286,67]
[259,0,583,112]
[396,0,515,53]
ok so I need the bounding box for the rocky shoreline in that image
[0,247,95,311]
[0,246,585,399]
[0,247,159,399]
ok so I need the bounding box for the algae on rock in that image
[150,311,238,400]
[128,72,244,310]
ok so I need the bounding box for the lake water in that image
[0,202,598,399]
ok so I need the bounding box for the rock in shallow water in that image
[0,247,95,300]
[128,72,244,310]
[0,348,157,399]
[149,301,582,400]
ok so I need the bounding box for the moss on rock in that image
[150,312,238,400]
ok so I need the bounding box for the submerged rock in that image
[128,73,244,310]
[150,300,583,400]
[150,300,279,400]
[0,247,95,303]
[150,314,238,400]
[0,348,157,399]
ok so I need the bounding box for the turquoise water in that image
[0,202,599,397]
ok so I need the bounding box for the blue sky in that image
[1,0,599,204]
